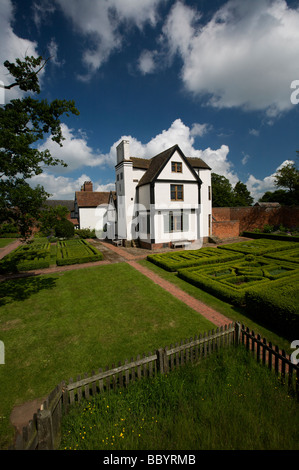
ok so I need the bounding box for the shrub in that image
[75,228,96,239]
[263,224,274,233]
[55,219,75,239]
[245,276,299,339]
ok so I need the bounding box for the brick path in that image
[0,238,232,327]
[99,241,232,327]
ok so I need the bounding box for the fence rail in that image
[14,322,298,450]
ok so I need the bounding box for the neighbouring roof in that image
[254,202,280,207]
[44,200,75,211]
[75,191,116,208]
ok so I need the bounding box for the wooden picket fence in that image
[14,322,299,450]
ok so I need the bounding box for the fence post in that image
[234,322,241,346]
[156,348,167,374]
[37,409,54,450]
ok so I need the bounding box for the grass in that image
[59,346,299,450]
[0,239,17,249]
[0,262,214,449]
[138,259,293,354]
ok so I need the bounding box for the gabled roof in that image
[132,144,210,187]
[75,191,116,208]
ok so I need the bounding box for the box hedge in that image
[0,242,51,273]
[242,231,299,242]
[147,248,243,272]
[245,275,299,339]
[56,239,103,266]
[218,238,298,256]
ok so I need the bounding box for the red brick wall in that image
[212,206,299,237]
[212,220,240,239]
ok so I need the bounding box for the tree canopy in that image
[0,55,79,238]
[259,158,299,205]
[211,173,253,207]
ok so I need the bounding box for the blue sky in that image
[2,0,299,201]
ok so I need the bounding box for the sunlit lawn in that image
[0,262,214,449]
[0,239,17,249]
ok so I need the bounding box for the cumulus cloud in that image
[245,159,294,201]
[160,0,299,116]
[0,0,40,102]
[37,124,113,173]
[45,0,166,77]
[138,50,158,75]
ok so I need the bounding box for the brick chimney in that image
[81,181,93,192]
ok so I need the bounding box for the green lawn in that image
[0,262,214,449]
[0,239,17,249]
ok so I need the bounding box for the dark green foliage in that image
[0,240,51,273]
[75,228,96,239]
[242,232,299,243]
[245,277,299,338]
[0,55,79,238]
[55,219,75,239]
[218,238,297,255]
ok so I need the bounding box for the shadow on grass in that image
[0,275,58,306]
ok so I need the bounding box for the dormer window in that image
[171,161,182,173]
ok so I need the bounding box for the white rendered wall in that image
[198,168,212,238]
[79,206,107,230]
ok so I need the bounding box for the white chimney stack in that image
[116,140,130,164]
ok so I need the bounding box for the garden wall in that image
[212,206,299,238]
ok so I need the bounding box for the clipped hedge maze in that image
[56,239,103,266]
[0,239,51,273]
[147,239,299,337]
[0,239,103,273]
[177,257,299,307]
[147,247,243,272]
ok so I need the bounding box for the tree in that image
[272,160,299,205]
[211,173,234,207]
[0,55,79,239]
[274,162,299,193]
[38,204,69,237]
[233,181,254,206]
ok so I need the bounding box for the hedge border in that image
[242,231,299,242]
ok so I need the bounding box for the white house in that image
[74,181,116,238]
[71,141,212,249]
[114,140,212,249]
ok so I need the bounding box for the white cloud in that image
[47,38,64,67]
[161,0,299,116]
[0,0,40,102]
[37,124,113,173]
[190,123,213,138]
[241,153,250,165]
[29,172,91,199]
[138,50,158,75]
[249,129,260,137]
[50,0,166,76]
[245,159,294,201]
